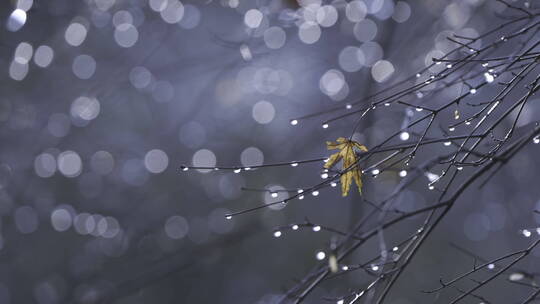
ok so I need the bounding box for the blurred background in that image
[0,0,539,303]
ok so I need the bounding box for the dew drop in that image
[484,73,494,83]
[400,131,410,141]
[509,272,524,281]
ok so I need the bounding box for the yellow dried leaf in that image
[324,137,368,196]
